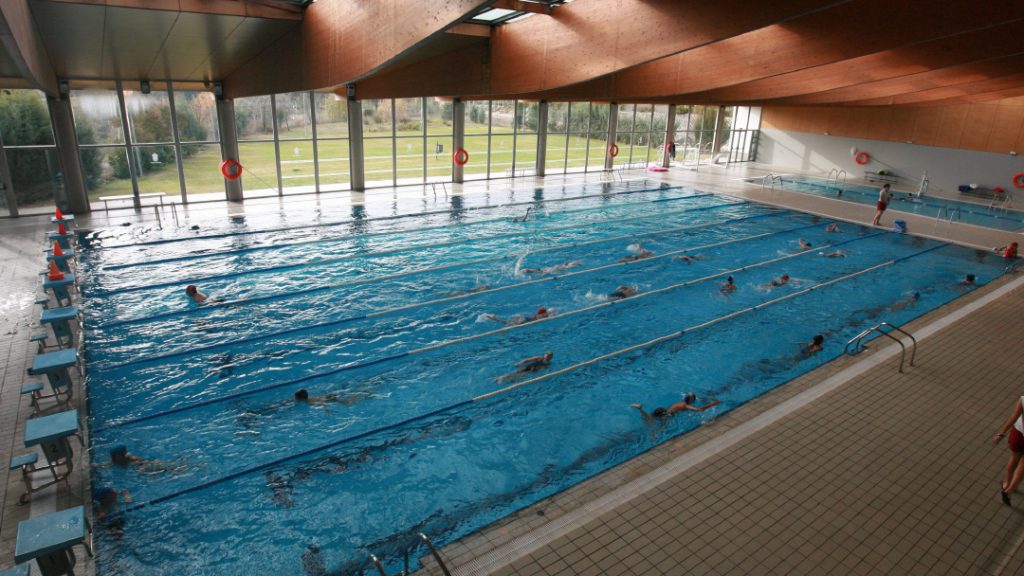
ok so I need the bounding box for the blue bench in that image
[9,452,39,505]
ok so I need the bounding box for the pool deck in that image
[0,164,1021,575]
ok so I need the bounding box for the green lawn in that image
[85,120,656,200]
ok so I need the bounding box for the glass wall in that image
[722,106,762,163]
[0,89,64,215]
[613,104,668,168]
[71,82,221,206]
[671,105,760,167]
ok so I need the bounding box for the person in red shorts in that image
[872,183,892,226]
[995,241,1019,260]
[994,396,1024,505]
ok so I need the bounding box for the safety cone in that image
[55,207,64,220]
[47,260,64,281]
[52,241,63,257]
[58,222,67,235]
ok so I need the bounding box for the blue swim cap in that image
[92,487,115,502]
[683,393,696,404]
[110,445,128,458]
[913,292,921,299]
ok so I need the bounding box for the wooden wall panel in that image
[763,97,1024,154]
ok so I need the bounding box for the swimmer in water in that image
[619,244,654,263]
[673,254,702,264]
[720,276,737,294]
[185,285,207,303]
[960,274,977,287]
[825,223,840,233]
[521,261,581,275]
[631,393,720,424]
[484,307,550,326]
[608,285,637,301]
[293,388,361,407]
[762,274,790,289]
[819,250,846,258]
[798,238,813,251]
[801,335,825,356]
[512,207,533,223]
[497,352,553,384]
[890,292,921,312]
[446,285,488,297]
[103,444,190,475]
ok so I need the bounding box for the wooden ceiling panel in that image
[101,5,179,79]
[30,0,105,78]
[152,12,246,80]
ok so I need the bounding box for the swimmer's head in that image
[536,307,548,316]
[883,184,891,189]
[966,274,976,283]
[781,274,790,281]
[682,393,696,404]
[109,445,129,461]
[294,389,309,401]
[812,335,824,346]
[912,292,921,300]
[544,351,554,361]
[92,486,116,504]
[727,276,734,283]
[185,285,197,295]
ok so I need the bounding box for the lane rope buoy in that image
[854,151,870,165]
[609,144,620,158]
[221,159,243,180]
[453,148,469,166]
[1013,172,1024,189]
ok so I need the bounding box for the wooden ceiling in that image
[4,0,1024,107]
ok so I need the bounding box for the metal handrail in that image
[844,321,917,372]
[837,169,847,186]
[369,553,388,576]
[419,532,453,576]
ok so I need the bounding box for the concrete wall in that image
[757,128,1024,198]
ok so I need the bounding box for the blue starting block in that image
[46,231,74,251]
[0,563,30,576]
[14,505,92,576]
[45,249,74,273]
[42,273,75,307]
[28,348,77,400]
[21,410,82,499]
[40,306,77,349]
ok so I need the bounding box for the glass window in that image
[280,140,316,193]
[545,131,566,173]
[426,98,453,136]
[465,101,489,136]
[463,134,489,180]
[72,89,125,145]
[125,87,173,144]
[276,91,312,140]
[515,133,537,173]
[395,98,422,134]
[617,104,634,133]
[235,95,274,140]
[81,146,131,200]
[8,148,62,209]
[238,141,279,195]
[516,101,538,133]
[491,100,515,132]
[174,90,219,142]
[547,102,568,133]
[182,147,227,199]
[396,136,424,183]
[314,92,347,138]
[132,145,178,196]
[566,133,588,172]
[0,90,54,146]
[490,130,514,175]
[364,135,394,186]
[362,99,393,138]
[317,139,350,191]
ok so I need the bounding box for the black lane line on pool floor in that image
[91,195,724,296]
[98,211,794,370]
[105,237,941,519]
[93,202,760,327]
[92,180,669,250]
[93,225,873,433]
[100,188,704,270]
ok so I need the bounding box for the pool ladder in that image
[826,168,847,189]
[368,532,453,576]
[760,173,783,192]
[844,321,917,373]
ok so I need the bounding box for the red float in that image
[854,152,870,165]
[453,148,470,166]
[1013,172,1024,189]
[608,144,619,158]
[221,159,243,180]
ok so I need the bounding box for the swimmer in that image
[801,335,825,356]
[484,307,550,326]
[293,388,351,407]
[185,284,207,303]
[720,276,737,294]
[106,444,189,475]
[819,250,846,258]
[497,352,553,383]
[521,261,581,275]
[890,292,921,312]
[631,393,721,424]
[996,242,1019,260]
[672,254,702,264]
[92,486,131,522]
[798,238,812,251]
[446,285,488,297]
[762,274,790,289]
[825,223,840,233]
[608,285,637,301]
[512,207,533,223]
[960,274,977,287]
[618,243,653,263]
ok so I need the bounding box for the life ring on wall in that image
[854,152,870,165]
[1013,172,1024,189]
[608,144,620,158]
[453,148,470,166]
[221,159,243,180]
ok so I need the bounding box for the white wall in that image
[757,128,1024,198]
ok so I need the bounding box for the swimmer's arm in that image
[996,399,1024,444]
[515,355,543,367]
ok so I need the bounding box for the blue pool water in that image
[81,180,1006,575]
[760,175,1024,231]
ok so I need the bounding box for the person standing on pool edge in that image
[872,183,892,226]
[994,395,1024,505]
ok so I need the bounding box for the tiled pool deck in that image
[1,165,1021,575]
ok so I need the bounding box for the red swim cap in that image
[537,307,547,315]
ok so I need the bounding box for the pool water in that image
[81,180,1006,575]
[759,175,1024,231]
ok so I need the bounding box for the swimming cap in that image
[536,307,547,315]
[294,389,309,400]
[109,445,128,458]
[185,285,197,294]
[92,486,116,502]
[781,274,790,280]
[682,393,696,404]
[913,292,920,299]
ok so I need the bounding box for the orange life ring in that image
[453,148,469,166]
[854,152,870,165]
[608,144,620,158]
[221,159,243,180]
[1013,172,1024,189]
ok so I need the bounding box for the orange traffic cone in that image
[58,222,67,235]
[52,241,63,257]
[55,207,64,220]
[47,260,64,281]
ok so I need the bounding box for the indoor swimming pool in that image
[80,180,1007,575]
[759,175,1024,231]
